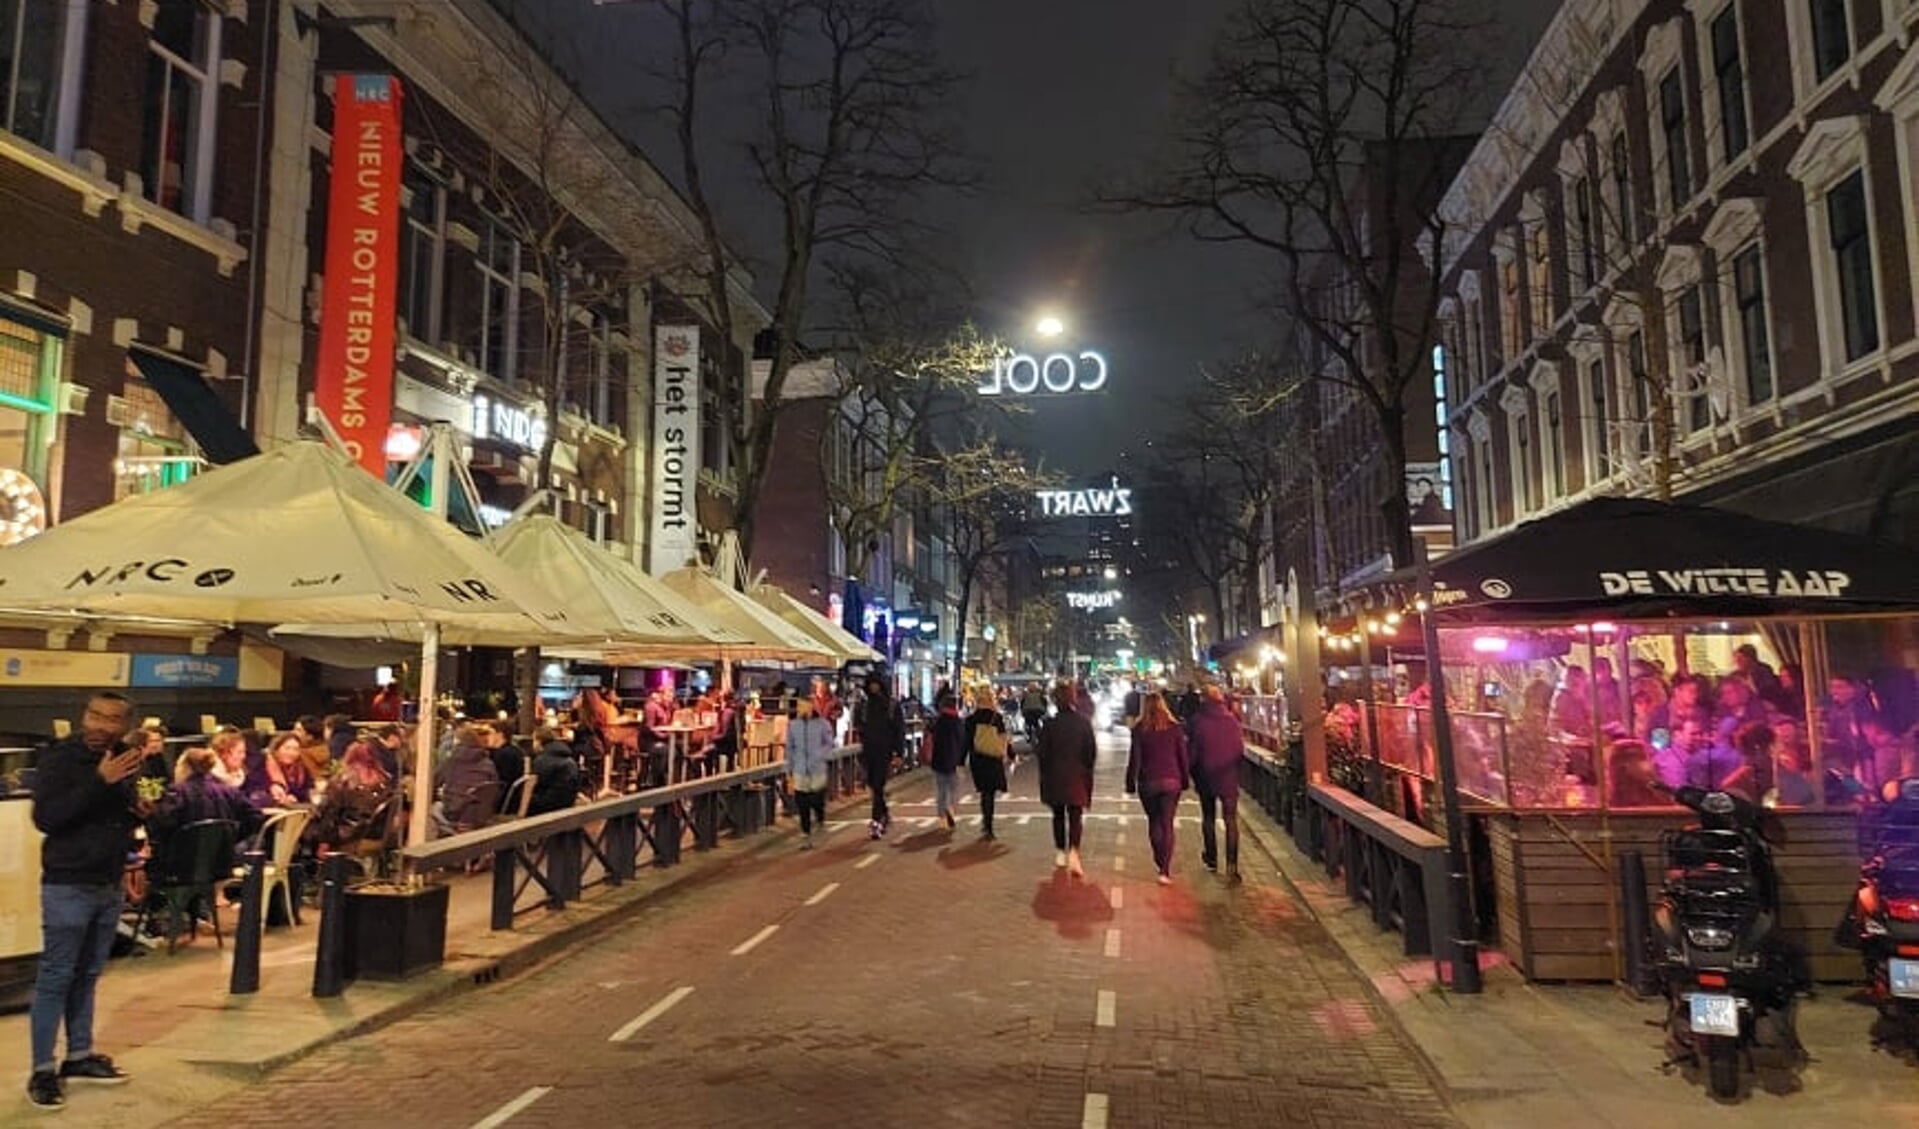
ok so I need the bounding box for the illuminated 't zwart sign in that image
[1036,484,1133,518]
[977,350,1109,396]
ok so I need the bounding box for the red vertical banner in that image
[314,74,404,475]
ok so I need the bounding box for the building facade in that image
[1,0,265,534]
[1432,0,1919,549]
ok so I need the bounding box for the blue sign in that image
[130,654,239,689]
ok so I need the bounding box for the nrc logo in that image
[352,76,393,103]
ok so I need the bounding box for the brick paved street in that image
[166,732,1451,1129]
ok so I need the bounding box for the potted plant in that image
[343,871,449,981]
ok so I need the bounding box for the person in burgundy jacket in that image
[1188,685,1247,883]
[1125,690,1191,884]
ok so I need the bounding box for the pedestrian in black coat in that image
[526,734,583,817]
[858,677,906,838]
[964,688,1011,841]
[1036,680,1096,877]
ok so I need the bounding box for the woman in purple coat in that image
[1125,691,1190,885]
[1187,685,1246,883]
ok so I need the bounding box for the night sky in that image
[539,0,1552,479]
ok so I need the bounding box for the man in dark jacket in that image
[29,692,145,1108]
[858,676,906,839]
[1188,686,1246,882]
[527,730,583,817]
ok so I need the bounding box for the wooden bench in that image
[1308,784,1451,957]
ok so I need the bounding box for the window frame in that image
[474,217,521,382]
[399,163,447,347]
[1658,67,1694,213]
[1705,2,1751,165]
[1826,169,1880,363]
[140,0,222,223]
[1809,0,1854,83]
[1730,243,1775,408]
[0,0,88,155]
[1673,283,1710,433]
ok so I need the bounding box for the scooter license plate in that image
[1688,992,1739,1036]
[1891,958,1919,999]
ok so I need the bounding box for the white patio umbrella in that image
[608,568,831,670]
[0,441,585,843]
[749,584,879,665]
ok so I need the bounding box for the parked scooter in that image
[1650,784,1806,1099]
[1837,777,1919,1035]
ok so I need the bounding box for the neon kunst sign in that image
[976,350,1109,396]
[1065,590,1121,610]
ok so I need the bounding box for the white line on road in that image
[1082,1092,1111,1129]
[1103,929,1121,958]
[1115,831,1127,846]
[608,986,694,1043]
[1112,856,1125,873]
[731,925,779,956]
[854,853,880,870]
[805,881,841,906]
[1110,885,1124,910]
[469,1086,552,1129]
[1095,989,1117,1028]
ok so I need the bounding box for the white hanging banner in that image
[647,325,701,575]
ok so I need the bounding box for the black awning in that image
[1364,496,1919,623]
[129,349,258,465]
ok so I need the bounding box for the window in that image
[1659,68,1691,209]
[1528,223,1553,336]
[1464,297,1486,391]
[584,500,612,543]
[585,307,616,428]
[1710,6,1749,161]
[1,0,80,150]
[1676,286,1708,431]
[1542,389,1565,499]
[1827,170,1878,361]
[1611,133,1635,247]
[141,0,221,221]
[400,165,445,344]
[1498,253,1523,361]
[1585,356,1610,481]
[1627,329,1650,458]
[0,308,60,489]
[1732,245,1773,404]
[114,378,201,501]
[1810,0,1852,82]
[1574,176,1598,290]
[1514,419,1534,515]
[474,219,519,380]
[1473,435,1496,535]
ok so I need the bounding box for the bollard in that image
[1619,850,1653,997]
[311,854,354,998]
[228,849,266,995]
[652,802,682,867]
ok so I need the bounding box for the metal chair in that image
[137,819,238,952]
[249,808,310,929]
[502,773,538,819]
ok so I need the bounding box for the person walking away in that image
[965,685,1011,841]
[1188,684,1246,883]
[858,676,906,839]
[1125,691,1190,885]
[1020,682,1048,739]
[785,697,835,848]
[29,692,146,1109]
[929,692,966,830]
[1037,680,1096,878]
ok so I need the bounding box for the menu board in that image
[0,798,41,959]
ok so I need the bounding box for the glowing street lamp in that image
[1035,313,1065,338]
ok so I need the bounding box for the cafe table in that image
[656,722,714,784]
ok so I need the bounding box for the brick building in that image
[1,0,263,531]
[1431,0,1919,548]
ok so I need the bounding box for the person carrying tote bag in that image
[965,685,1011,841]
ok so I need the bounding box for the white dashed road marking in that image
[854,853,880,870]
[804,881,841,906]
[470,1086,552,1129]
[1095,989,1117,1028]
[1082,1092,1110,1129]
[730,925,779,956]
[1103,929,1121,958]
[609,986,694,1043]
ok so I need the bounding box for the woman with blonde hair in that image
[964,683,1011,841]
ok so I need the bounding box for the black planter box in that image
[344,883,449,981]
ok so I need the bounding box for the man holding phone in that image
[27,691,144,1110]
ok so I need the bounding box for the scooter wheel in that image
[1705,1038,1739,1099]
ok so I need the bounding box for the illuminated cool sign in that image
[1036,484,1133,518]
[977,350,1109,396]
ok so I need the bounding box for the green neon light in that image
[0,389,54,415]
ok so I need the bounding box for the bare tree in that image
[656,0,972,565]
[819,263,1005,587]
[1109,0,1488,567]
[939,445,1053,685]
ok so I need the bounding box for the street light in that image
[1035,313,1065,338]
